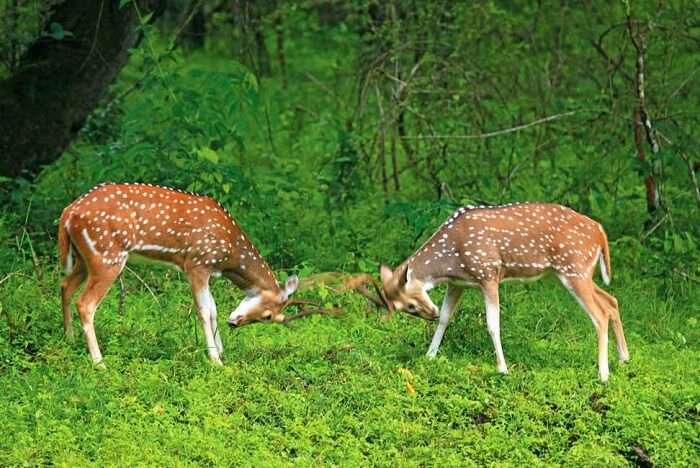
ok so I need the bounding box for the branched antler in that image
[291,272,393,319]
[280,299,342,323]
[343,273,393,315]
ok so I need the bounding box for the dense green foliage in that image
[0,268,698,465]
[0,1,698,465]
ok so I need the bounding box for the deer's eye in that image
[406,303,417,312]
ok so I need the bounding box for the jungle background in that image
[0,0,698,465]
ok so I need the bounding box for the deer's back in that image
[434,203,605,282]
[61,183,249,268]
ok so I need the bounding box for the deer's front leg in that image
[188,268,223,365]
[481,281,508,374]
[208,290,224,357]
[426,284,464,358]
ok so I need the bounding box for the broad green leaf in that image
[197,147,219,164]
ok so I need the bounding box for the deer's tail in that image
[58,211,75,275]
[598,225,612,285]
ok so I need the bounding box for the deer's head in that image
[227,276,299,327]
[379,265,438,320]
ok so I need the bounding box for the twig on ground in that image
[124,266,160,307]
[641,213,668,240]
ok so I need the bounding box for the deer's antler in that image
[343,273,393,314]
[280,298,342,323]
[290,272,393,319]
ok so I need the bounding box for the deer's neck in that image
[403,237,468,288]
[225,255,279,293]
[218,225,279,293]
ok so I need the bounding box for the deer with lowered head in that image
[58,183,330,366]
[377,203,629,382]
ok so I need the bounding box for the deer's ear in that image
[405,267,413,285]
[379,265,393,286]
[281,275,299,301]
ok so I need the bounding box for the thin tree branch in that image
[375,84,388,193]
[400,110,583,140]
[641,213,668,240]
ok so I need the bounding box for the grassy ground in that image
[0,263,697,466]
[2,10,698,466]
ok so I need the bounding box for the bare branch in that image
[375,84,388,193]
[589,39,633,83]
[102,0,205,106]
[641,213,668,240]
[401,110,583,140]
[0,272,20,287]
[304,71,341,105]
[667,65,700,102]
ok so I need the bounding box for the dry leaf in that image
[405,382,416,395]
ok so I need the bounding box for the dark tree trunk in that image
[0,0,164,179]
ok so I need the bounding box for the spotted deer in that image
[58,183,300,366]
[378,203,629,381]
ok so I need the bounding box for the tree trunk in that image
[627,13,660,217]
[0,0,164,179]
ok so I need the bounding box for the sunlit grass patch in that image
[0,266,697,465]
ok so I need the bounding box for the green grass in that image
[0,264,697,466]
[2,6,699,466]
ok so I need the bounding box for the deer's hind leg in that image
[61,253,86,338]
[594,285,629,363]
[559,275,610,382]
[76,263,123,366]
